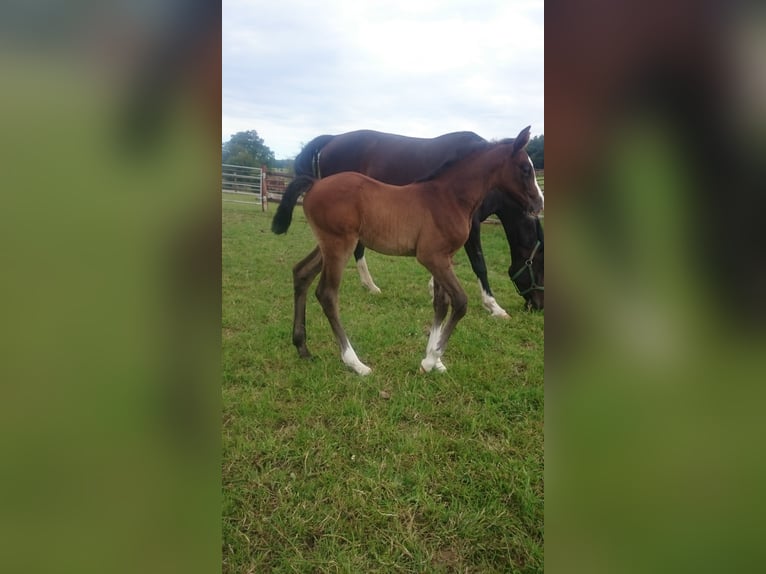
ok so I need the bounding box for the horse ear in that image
[513,126,532,154]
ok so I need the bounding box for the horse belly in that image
[359,216,419,256]
[364,238,417,257]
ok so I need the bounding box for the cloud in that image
[223,0,543,158]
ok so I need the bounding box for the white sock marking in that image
[341,343,371,375]
[479,280,510,318]
[356,256,381,294]
[420,324,447,372]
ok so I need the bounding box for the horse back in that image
[318,130,486,184]
[294,134,335,177]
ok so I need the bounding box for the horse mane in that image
[414,140,488,182]
[415,137,516,183]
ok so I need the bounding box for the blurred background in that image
[546,0,766,572]
[2,0,765,571]
[0,1,220,572]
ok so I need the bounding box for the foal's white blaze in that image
[356,256,381,294]
[479,280,510,318]
[420,324,447,372]
[529,157,544,208]
[341,341,371,375]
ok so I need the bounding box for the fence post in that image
[261,166,267,211]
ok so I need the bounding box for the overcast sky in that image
[223,0,543,159]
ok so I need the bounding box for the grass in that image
[222,197,544,573]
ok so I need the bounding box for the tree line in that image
[223,130,543,170]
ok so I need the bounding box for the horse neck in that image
[498,209,524,261]
[439,146,510,213]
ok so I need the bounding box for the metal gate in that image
[222,164,264,207]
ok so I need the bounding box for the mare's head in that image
[508,210,544,310]
[494,126,544,215]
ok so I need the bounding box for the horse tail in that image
[271,175,315,234]
[294,135,335,177]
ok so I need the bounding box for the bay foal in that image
[294,129,545,314]
[272,127,543,375]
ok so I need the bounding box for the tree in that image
[527,134,544,169]
[222,130,275,167]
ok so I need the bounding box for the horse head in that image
[508,211,544,310]
[494,126,544,215]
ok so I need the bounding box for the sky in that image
[223,0,543,159]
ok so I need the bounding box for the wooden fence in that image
[263,168,294,207]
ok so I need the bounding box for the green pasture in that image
[222,197,544,572]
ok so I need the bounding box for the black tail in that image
[271,176,316,234]
[294,134,335,177]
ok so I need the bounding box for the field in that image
[222,197,544,572]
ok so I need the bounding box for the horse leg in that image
[292,246,323,358]
[421,278,450,373]
[417,254,469,372]
[428,267,468,371]
[354,242,381,294]
[464,219,509,318]
[316,244,372,375]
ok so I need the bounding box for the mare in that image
[272,127,543,375]
[294,129,545,313]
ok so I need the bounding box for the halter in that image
[510,239,544,297]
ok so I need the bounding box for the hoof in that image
[342,348,371,375]
[420,358,447,373]
[481,292,510,318]
[354,364,372,376]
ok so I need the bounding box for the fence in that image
[222,166,543,211]
[263,169,294,207]
[221,163,266,208]
[222,164,297,210]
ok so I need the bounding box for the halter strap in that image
[510,240,544,296]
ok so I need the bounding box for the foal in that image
[272,127,543,375]
[294,129,545,314]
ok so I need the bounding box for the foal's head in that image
[494,126,544,215]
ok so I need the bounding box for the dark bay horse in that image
[294,129,544,313]
[272,128,543,375]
